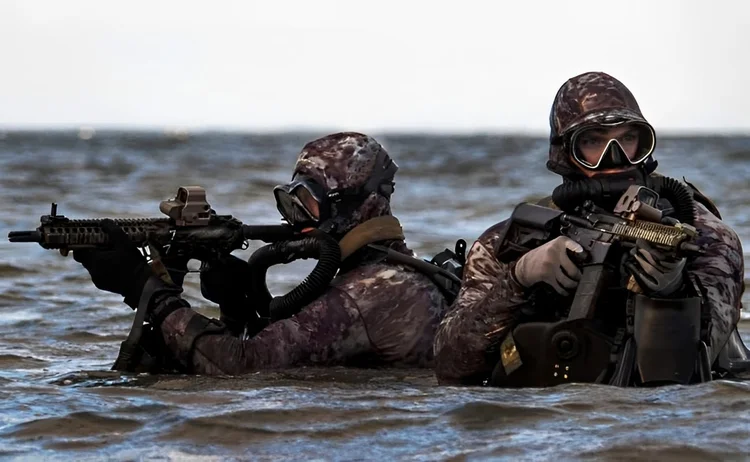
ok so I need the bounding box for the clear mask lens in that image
[273,180,324,226]
[571,122,656,170]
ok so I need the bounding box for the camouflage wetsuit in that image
[155,244,447,375]
[73,133,447,374]
[434,73,745,385]
[153,134,449,375]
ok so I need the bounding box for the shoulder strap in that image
[338,216,405,261]
[535,195,560,209]
[367,244,462,304]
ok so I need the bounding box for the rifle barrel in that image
[8,230,41,243]
[242,224,297,243]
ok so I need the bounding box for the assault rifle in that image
[8,186,298,273]
[496,184,704,320]
[493,185,709,387]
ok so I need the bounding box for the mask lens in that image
[628,123,656,163]
[295,187,320,220]
[273,181,323,226]
[571,123,655,170]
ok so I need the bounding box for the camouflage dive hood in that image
[547,71,658,178]
[291,132,395,236]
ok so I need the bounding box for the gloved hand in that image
[73,219,154,309]
[199,255,252,306]
[513,236,586,296]
[200,255,256,336]
[161,254,191,287]
[625,238,686,297]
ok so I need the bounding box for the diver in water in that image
[72,132,452,375]
[435,71,747,386]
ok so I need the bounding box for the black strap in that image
[432,239,467,271]
[608,327,627,380]
[688,272,713,346]
[149,297,187,328]
[183,315,227,373]
[112,277,180,372]
[625,293,636,336]
[367,244,462,304]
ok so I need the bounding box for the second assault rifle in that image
[495,184,704,320]
[8,186,299,265]
[492,184,710,387]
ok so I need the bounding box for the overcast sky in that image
[2,0,748,134]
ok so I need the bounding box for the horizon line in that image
[1,124,750,138]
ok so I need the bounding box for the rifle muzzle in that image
[8,230,42,243]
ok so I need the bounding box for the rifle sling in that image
[338,216,406,261]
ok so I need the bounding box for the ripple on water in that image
[56,331,124,344]
[0,263,37,277]
[578,442,737,462]
[3,411,143,441]
[443,400,567,430]
[0,354,50,370]
[160,406,434,447]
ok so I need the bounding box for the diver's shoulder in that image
[475,196,557,248]
[332,260,444,315]
[334,260,435,292]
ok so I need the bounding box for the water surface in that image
[1,131,749,460]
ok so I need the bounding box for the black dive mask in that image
[273,149,399,230]
[570,122,656,170]
[273,175,326,228]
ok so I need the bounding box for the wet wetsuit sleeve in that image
[434,221,529,385]
[688,203,745,363]
[154,287,372,375]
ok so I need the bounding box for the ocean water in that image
[1,131,749,460]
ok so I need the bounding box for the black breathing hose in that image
[246,228,341,322]
[552,175,696,225]
[649,176,696,225]
[552,177,636,212]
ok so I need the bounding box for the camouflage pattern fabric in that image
[434,193,744,384]
[149,132,449,374]
[435,71,745,385]
[291,132,394,236]
[157,248,449,375]
[547,71,657,178]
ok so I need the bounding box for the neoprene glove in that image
[625,238,686,297]
[200,255,255,335]
[73,219,154,309]
[161,255,190,287]
[199,255,252,305]
[513,236,585,296]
